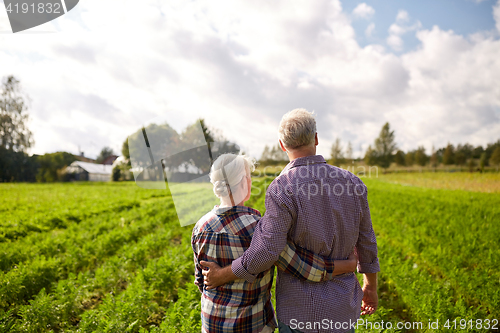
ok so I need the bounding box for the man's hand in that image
[361,272,378,315]
[361,287,378,315]
[200,261,238,290]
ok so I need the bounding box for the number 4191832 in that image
[5,2,62,14]
[444,318,498,330]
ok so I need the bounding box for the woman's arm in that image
[275,242,357,282]
[192,232,205,293]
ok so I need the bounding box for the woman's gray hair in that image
[209,154,256,203]
[278,108,316,150]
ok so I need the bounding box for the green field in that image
[1,173,499,332]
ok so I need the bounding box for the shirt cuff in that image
[357,257,380,274]
[232,257,257,283]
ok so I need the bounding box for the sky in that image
[1,0,499,160]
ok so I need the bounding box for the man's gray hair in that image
[278,108,316,150]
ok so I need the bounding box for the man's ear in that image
[279,139,287,152]
[315,133,318,146]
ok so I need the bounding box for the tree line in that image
[358,122,500,171]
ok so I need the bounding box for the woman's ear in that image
[246,176,252,199]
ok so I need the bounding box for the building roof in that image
[102,155,119,165]
[69,161,112,175]
[73,154,96,163]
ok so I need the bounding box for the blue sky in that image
[0,0,499,159]
[345,0,497,50]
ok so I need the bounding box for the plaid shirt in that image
[192,205,337,333]
[232,155,380,333]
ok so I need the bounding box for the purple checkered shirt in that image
[232,155,380,333]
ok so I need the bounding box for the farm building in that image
[66,161,113,181]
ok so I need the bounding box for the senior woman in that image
[192,153,356,333]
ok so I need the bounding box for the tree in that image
[112,165,121,181]
[346,141,353,163]
[485,140,500,163]
[122,138,131,166]
[455,150,466,166]
[364,145,377,166]
[270,144,287,161]
[96,147,115,164]
[490,146,500,171]
[457,143,473,160]
[260,145,271,162]
[36,152,76,182]
[373,122,397,169]
[472,146,484,159]
[330,138,344,166]
[405,151,414,166]
[467,158,476,173]
[414,146,428,167]
[127,118,238,180]
[442,144,455,165]
[430,145,438,168]
[394,150,405,166]
[0,75,34,152]
[479,152,487,172]
[193,118,239,171]
[260,143,287,165]
[0,148,38,182]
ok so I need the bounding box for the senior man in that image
[202,109,380,333]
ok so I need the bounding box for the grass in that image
[376,171,500,193]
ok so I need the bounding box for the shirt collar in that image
[212,205,261,217]
[281,155,327,174]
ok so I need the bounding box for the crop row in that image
[0,183,169,242]
[1,222,190,332]
[361,178,499,332]
[0,200,141,272]
[0,199,179,311]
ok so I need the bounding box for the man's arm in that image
[355,182,380,315]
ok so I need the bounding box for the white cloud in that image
[365,23,375,37]
[387,35,404,51]
[386,10,422,51]
[0,0,498,160]
[396,10,410,23]
[352,3,375,20]
[494,0,500,32]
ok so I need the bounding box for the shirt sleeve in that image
[355,184,380,274]
[275,241,335,282]
[232,183,295,282]
[191,233,204,293]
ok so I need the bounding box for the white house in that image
[66,161,113,182]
